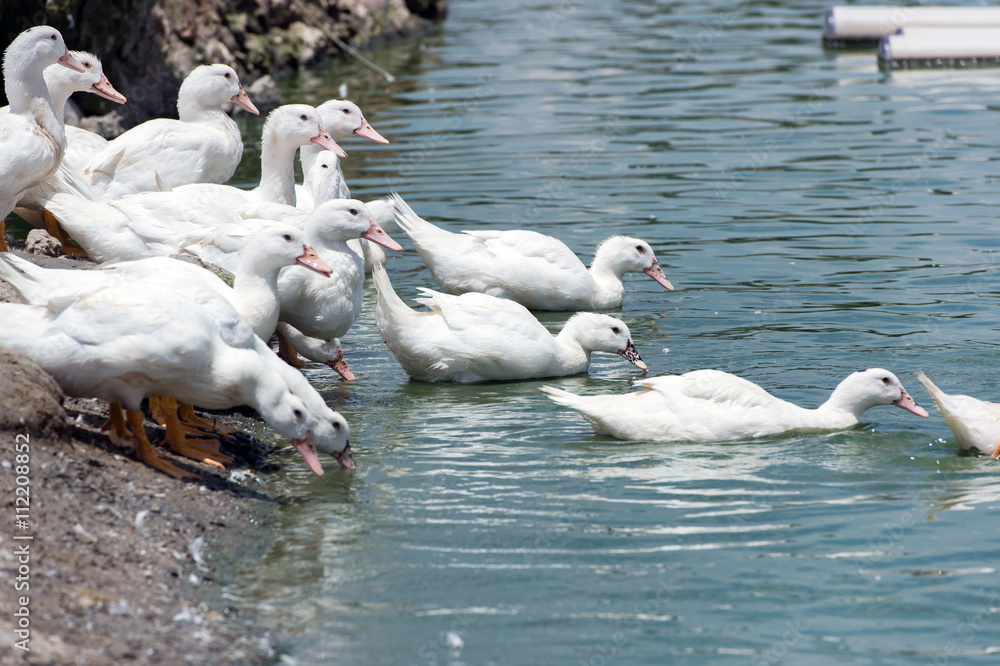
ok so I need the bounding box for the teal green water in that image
[220,1,1000,663]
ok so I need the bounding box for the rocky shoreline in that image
[1,0,447,130]
[0,355,301,664]
[0,249,312,664]
[0,215,366,666]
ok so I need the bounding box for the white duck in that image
[373,262,648,383]
[42,51,126,169]
[542,368,929,442]
[296,98,388,208]
[0,49,124,122]
[393,195,675,311]
[0,251,353,472]
[917,371,1000,457]
[0,263,319,478]
[5,51,126,228]
[89,251,354,469]
[0,26,86,251]
[82,64,259,198]
[273,200,403,377]
[174,103,344,208]
[299,149,398,272]
[110,224,333,342]
[43,190,246,263]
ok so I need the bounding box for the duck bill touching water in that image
[372,262,648,383]
[543,368,928,442]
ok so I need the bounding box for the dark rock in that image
[406,0,448,20]
[1,0,447,130]
[0,348,68,440]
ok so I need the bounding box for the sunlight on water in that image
[216,1,1000,664]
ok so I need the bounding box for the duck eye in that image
[333,421,341,431]
[320,163,329,169]
[342,108,351,114]
[612,326,620,334]
[224,72,231,79]
[636,245,645,253]
[300,114,308,121]
[349,208,358,215]
[881,377,891,385]
[83,62,92,69]
[283,233,293,241]
[293,408,304,419]
[49,34,57,41]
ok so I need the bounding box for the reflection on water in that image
[215,0,1000,663]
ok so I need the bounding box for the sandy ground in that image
[0,246,302,665]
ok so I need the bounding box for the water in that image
[214,1,1000,663]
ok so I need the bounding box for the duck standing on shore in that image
[1,26,86,251]
[82,63,260,198]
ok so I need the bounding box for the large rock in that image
[0,349,68,440]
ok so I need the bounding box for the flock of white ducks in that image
[0,25,995,480]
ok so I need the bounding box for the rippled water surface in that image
[219,1,1000,663]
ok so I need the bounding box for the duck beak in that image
[57,50,86,73]
[619,339,648,373]
[354,119,389,144]
[645,260,674,291]
[312,125,348,158]
[91,74,127,104]
[893,387,929,417]
[334,441,356,469]
[231,85,259,115]
[362,218,404,251]
[291,429,324,476]
[296,243,333,277]
[326,347,356,381]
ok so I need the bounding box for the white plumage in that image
[543,368,929,442]
[82,64,259,198]
[917,371,1000,456]
[373,262,648,383]
[392,194,674,310]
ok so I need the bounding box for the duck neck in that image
[587,252,626,310]
[45,81,73,122]
[815,389,874,427]
[230,257,281,341]
[553,323,593,375]
[258,133,298,206]
[299,144,322,179]
[5,60,65,149]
